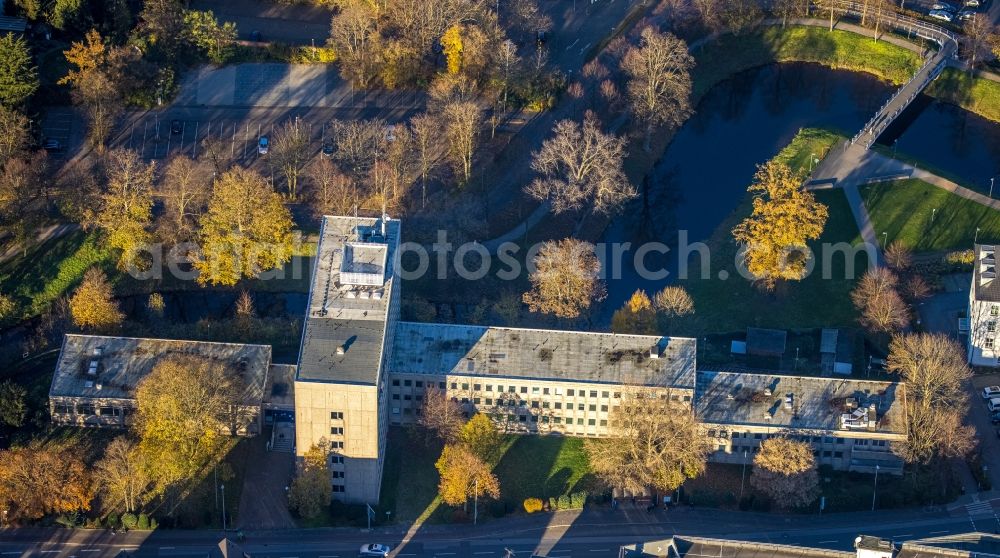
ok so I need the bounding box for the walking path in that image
[0,223,80,265]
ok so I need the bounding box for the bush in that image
[137,513,150,530]
[106,513,119,527]
[557,495,571,510]
[523,497,544,513]
[570,491,588,509]
[121,513,138,529]
[548,497,558,510]
[149,517,158,530]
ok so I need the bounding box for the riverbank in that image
[693,25,1000,124]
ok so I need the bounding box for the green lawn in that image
[0,230,113,321]
[681,129,865,335]
[378,428,595,524]
[861,179,1000,252]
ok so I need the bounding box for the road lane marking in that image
[930,530,950,534]
[40,551,61,554]
[2,552,22,555]
[160,548,175,550]
[588,550,610,553]
[80,550,100,553]
[893,534,913,538]
[474,552,493,555]
[818,541,838,544]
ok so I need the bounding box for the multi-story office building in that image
[969,243,1000,366]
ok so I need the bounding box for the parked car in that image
[250,29,262,42]
[385,124,396,142]
[983,386,1000,399]
[987,397,1000,412]
[42,138,62,152]
[958,9,977,20]
[931,2,959,10]
[359,544,390,557]
[258,135,269,155]
[964,0,982,7]
[928,9,956,21]
[322,140,334,157]
[170,119,182,135]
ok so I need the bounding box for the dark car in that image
[258,135,269,155]
[170,120,182,135]
[42,138,62,152]
[322,141,334,157]
[250,30,262,42]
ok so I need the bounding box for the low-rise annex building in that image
[48,214,914,506]
[48,334,272,434]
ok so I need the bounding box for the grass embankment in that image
[927,67,1000,124]
[691,26,922,100]
[862,179,1000,252]
[682,128,865,334]
[377,427,595,524]
[693,26,1000,124]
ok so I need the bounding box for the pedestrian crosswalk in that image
[966,500,994,517]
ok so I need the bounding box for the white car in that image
[359,544,390,558]
[983,386,1000,399]
[928,9,955,21]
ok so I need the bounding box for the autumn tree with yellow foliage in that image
[750,437,819,508]
[70,267,124,331]
[194,167,295,286]
[0,445,95,521]
[60,30,122,151]
[133,355,247,489]
[441,25,463,74]
[288,439,332,519]
[435,443,500,508]
[611,289,657,334]
[460,413,501,463]
[732,161,828,290]
[88,149,155,270]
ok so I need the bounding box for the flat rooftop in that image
[974,244,1000,302]
[694,370,906,435]
[390,322,697,387]
[623,536,852,558]
[297,215,399,385]
[50,334,271,403]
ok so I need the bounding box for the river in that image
[598,61,1000,322]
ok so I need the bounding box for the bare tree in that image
[585,389,710,494]
[526,115,633,215]
[653,285,695,320]
[884,241,913,271]
[409,113,445,208]
[963,15,998,72]
[523,238,606,319]
[307,158,358,218]
[328,3,380,88]
[158,155,210,243]
[95,436,150,513]
[419,389,465,443]
[851,267,911,333]
[869,0,897,42]
[750,437,819,508]
[771,0,800,27]
[621,28,694,150]
[496,40,521,113]
[328,117,387,180]
[888,333,975,464]
[441,100,481,185]
[271,118,311,200]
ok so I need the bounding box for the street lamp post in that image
[977,227,982,244]
[991,177,995,199]
[220,484,226,530]
[882,232,888,248]
[871,465,880,512]
[931,208,937,224]
[809,152,817,172]
[474,477,479,525]
[739,450,748,500]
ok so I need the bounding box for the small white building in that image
[968,244,1000,367]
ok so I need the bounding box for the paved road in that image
[4,503,1000,558]
[190,0,332,46]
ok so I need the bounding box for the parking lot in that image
[907,0,995,22]
[39,108,76,161]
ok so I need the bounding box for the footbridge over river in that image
[823,0,960,148]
